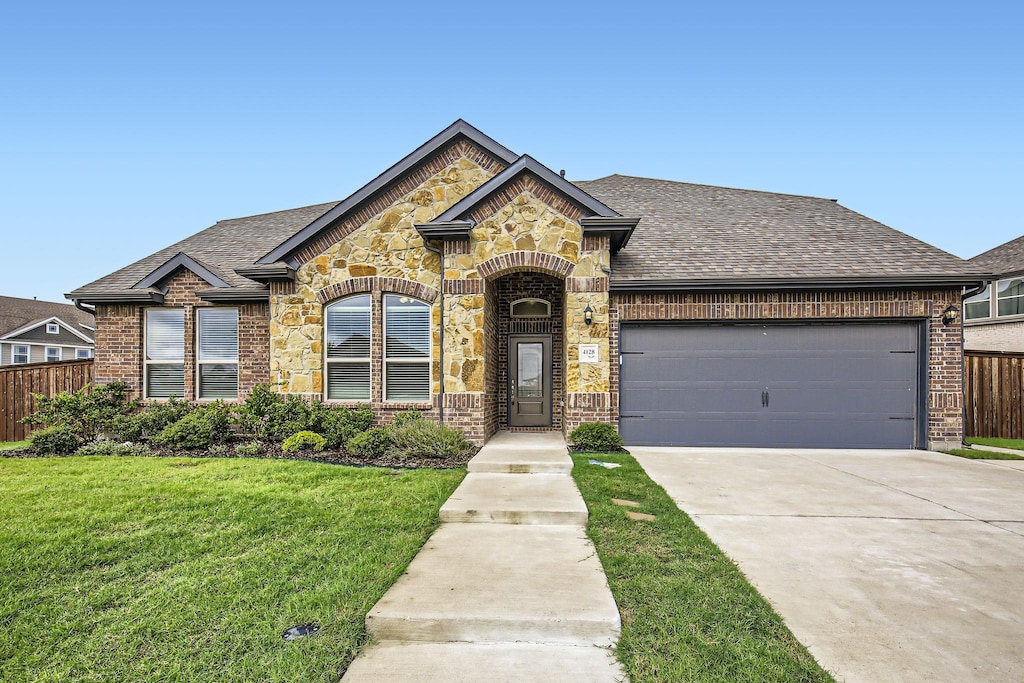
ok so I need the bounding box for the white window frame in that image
[12,345,30,364]
[964,284,993,321]
[46,323,59,334]
[996,277,1024,318]
[324,294,372,401]
[45,347,61,362]
[383,294,432,403]
[196,308,239,400]
[76,348,92,359]
[144,308,186,399]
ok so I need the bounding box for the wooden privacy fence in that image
[0,359,94,442]
[965,351,1024,439]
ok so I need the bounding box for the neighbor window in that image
[145,309,185,398]
[45,347,61,362]
[13,345,29,364]
[997,278,1024,317]
[325,295,371,400]
[76,348,92,359]
[46,323,59,334]
[384,295,430,402]
[964,284,992,320]
[197,308,238,399]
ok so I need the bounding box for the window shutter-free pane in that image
[385,363,430,402]
[198,309,238,361]
[385,296,430,358]
[326,295,371,359]
[199,364,238,399]
[327,363,370,400]
[147,309,185,361]
[147,364,185,398]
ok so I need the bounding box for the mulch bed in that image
[1,441,477,469]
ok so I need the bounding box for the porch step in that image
[439,473,588,525]
[467,430,572,474]
[365,524,621,646]
[341,642,623,682]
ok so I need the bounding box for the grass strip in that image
[942,447,1024,460]
[0,456,464,682]
[571,451,832,683]
[0,440,29,451]
[966,437,1024,451]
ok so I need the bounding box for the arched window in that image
[384,295,431,401]
[511,298,550,318]
[325,295,371,400]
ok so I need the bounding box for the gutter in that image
[422,239,445,424]
[72,299,96,315]
[610,274,992,293]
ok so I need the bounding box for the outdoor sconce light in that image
[584,304,594,326]
[941,305,960,326]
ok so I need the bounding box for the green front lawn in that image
[0,440,29,451]
[942,447,1024,460]
[0,456,464,682]
[966,437,1024,451]
[572,452,832,683]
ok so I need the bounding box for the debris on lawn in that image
[282,622,320,641]
[626,510,657,522]
[588,459,621,469]
[611,498,640,507]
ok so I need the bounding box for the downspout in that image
[73,299,96,315]
[960,280,989,447]
[423,240,445,424]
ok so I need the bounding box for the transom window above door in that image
[510,298,551,318]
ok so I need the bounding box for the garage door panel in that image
[619,323,921,448]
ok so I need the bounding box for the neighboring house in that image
[964,235,1024,352]
[67,120,984,450]
[0,296,95,365]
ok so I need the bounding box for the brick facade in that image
[964,319,1024,353]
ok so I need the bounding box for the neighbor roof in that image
[969,234,1024,277]
[0,295,95,340]
[577,175,981,289]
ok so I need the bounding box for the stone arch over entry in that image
[477,252,575,281]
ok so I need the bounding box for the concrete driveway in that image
[630,448,1024,683]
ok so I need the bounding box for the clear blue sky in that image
[1,1,1020,304]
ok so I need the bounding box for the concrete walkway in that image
[342,431,624,682]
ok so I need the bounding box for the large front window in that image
[384,295,430,402]
[325,295,371,400]
[197,308,238,399]
[145,309,185,398]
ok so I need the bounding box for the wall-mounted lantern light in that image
[941,305,960,326]
[583,304,594,326]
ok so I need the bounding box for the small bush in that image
[347,427,394,458]
[23,382,138,440]
[569,422,624,452]
[75,439,151,457]
[235,440,261,456]
[153,412,214,450]
[388,419,474,460]
[236,385,314,440]
[29,424,85,454]
[109,397,193,441]
[390,410,423,428]
[319,404,375,449]
[282,431,327,453]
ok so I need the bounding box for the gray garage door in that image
[619,323,922,448]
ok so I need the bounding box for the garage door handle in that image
[761,389,770,408]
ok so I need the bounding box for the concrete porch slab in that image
[439,473,588,525]
[366,523,621,646]
[341,642,624,682]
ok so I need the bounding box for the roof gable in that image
[133,252,231,290]
[257,120,519,266]
[1,315,95,344]
[0,295,95,338]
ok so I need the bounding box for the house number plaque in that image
[579,344,599,363]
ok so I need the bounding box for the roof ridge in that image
[579,173,839,203]
[214,199,340,225]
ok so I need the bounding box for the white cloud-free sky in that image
[1,0,1020,303]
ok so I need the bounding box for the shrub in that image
[23,382,137,440]
[153,412,214,450]
[75,439,151,457]
[236,384,313,440]
[390,410,423,428]
[235,440,261,456]
[569,422,624,452]
[282,431,327,453]
[347,427,394,458]
[319,404,375,449]
[109,397,193,442]
[388,419,474,460]
[29,424,85,454]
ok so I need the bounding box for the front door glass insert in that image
[517,343,544,398]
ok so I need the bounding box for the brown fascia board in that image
[433,155,621,223]
[196,287,270,302]
[234,263,296,281]
[414,221,474,241]
[68,289,165,305]
[609,274,992,293]
[257,120,519,266]
[580,216,640,253]
[133,252,231,290]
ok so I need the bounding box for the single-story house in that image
[68,120,985,450]
[964,234,1024,352]
[0,295,95,365]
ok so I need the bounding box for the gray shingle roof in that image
[68,202,337,299]
[0,295,94,339]
[577,175,977,283]
[969,234,1024,277]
